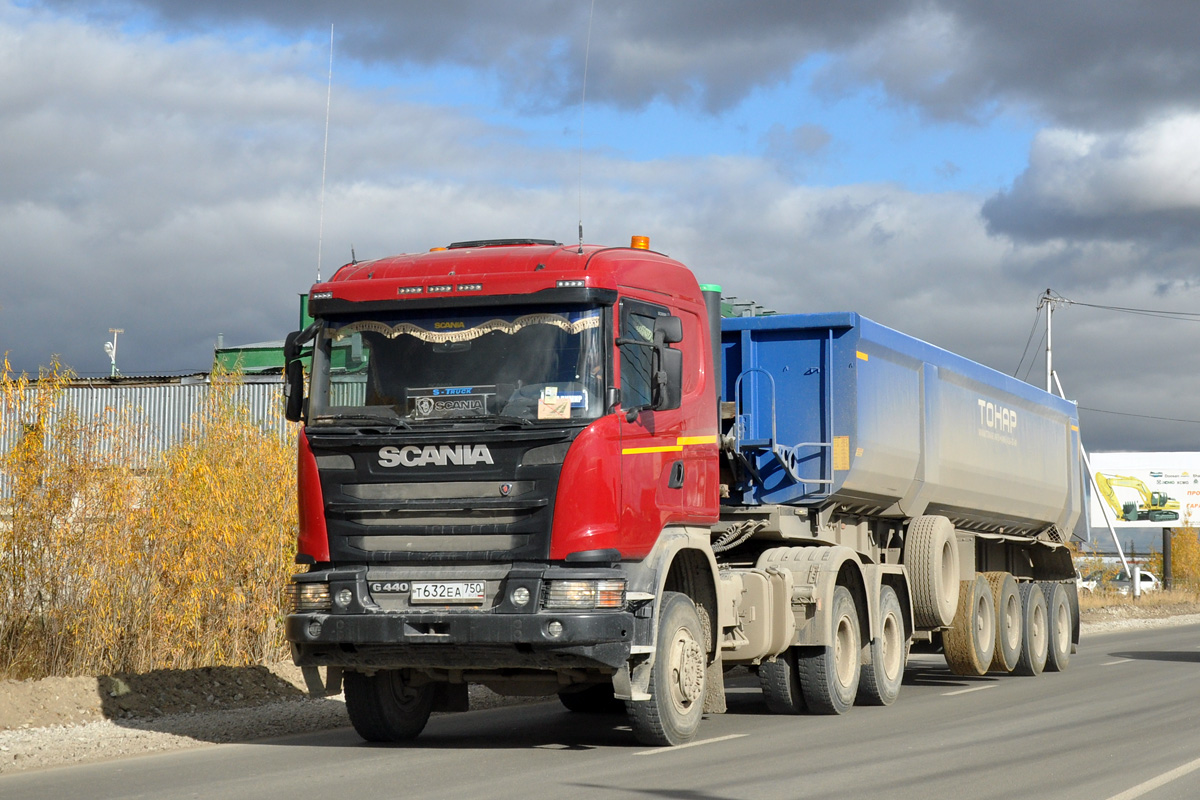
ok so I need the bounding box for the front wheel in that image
[343,669,436,742]
[628,591,708,746]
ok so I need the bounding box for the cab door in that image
[617,298,688,555]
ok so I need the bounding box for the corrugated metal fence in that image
[1,380,290,496]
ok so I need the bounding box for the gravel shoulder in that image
[2,601,1197,775]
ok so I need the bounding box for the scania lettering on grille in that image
[377,444,495,468]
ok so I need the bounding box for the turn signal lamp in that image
[630,235,650,250]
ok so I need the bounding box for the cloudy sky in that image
[3,0,1200,454]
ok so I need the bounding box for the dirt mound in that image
[0,663,307,731]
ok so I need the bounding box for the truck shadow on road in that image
[1109,650,1200,664]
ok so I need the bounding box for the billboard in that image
[1089,452,1200,529]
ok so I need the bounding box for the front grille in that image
[308,431,568,564]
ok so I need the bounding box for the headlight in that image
[287,581,331,612]
[543,579,626,610]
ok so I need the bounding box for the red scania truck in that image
[283,236,1081,746]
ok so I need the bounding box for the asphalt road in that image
[4,623,1200,800]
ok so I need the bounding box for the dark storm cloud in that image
[38,0,1200,125]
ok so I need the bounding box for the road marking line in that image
[636,733,748,756]
[1101,659,1134,666]
[941,685,995,697]
[1106,754,1200,800]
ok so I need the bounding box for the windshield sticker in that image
[538,387,571,420]
[330,312,600,345]
[409,385,497,419]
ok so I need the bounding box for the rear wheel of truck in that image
[797,585,861,714]
[944,575,996,677]
[343,669,435,742]
[1013,582,1048,676]
[985,572,1022,673]
[857,584,907,706]
[904,516,960,628]
[1040,581,1072,672]
[628,591,707,746]
[759,648,806,714]
[559,682,625,713]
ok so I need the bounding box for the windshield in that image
[310,305,606,425]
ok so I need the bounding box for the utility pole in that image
[1037,290,1067,393]
[104,328,124,377]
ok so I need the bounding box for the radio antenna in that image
[316,24,334,283]
[577,0,596,255]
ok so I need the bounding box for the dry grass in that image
[0,357,297,680]
[1078,587,1200,612]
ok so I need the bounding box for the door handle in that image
[667,460,685,489]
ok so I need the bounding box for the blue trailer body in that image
[721,312,1081,537]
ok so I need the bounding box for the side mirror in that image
[283,324,319,423]
[654,315,683,345]
[285,358,305,422]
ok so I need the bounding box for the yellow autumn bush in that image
[1148,527,1200,590]
[0,356,297,679]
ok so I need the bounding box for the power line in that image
[1060,298,1200,322]
[1078,405,1200,425]
[1020,327,1047,384]
[1012,305,1043,378]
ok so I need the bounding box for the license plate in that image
[410,581,486,604]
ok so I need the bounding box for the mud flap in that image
[703,654,726,713]
[302,665,343,697]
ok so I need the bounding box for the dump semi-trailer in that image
[283,237,1081,746]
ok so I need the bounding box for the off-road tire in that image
[759,648,806,714]
[796,585,861,714]
[343,669,436,742]
[559,682,624,713]
[627,591,708,746]
[857,584,907,706]
[985,572,1022,673]
[1013,582,1048,676]
[943,575,995,677]
[1041,581,1072,672]
[904,516,960,628]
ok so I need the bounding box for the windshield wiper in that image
[312,413,411,430]
[488,415,537,428]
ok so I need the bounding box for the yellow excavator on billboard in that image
[1095,473,1181,523]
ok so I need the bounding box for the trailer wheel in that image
[857,584,907,706]
[628,591,707,746]
[985,572,1022,673]
[559,682,624,713]
[1013,582,1048,676]
[797,585,861,714]
[759,648,806,714]
[343,669,435,742]
[1040,581,1072,672]
[943,576,995,677]
[904,516,960,628]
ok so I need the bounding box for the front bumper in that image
[288,609,634,670]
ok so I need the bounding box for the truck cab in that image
[285,238,722,743]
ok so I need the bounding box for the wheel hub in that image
[669,631,705,707]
